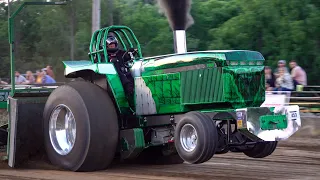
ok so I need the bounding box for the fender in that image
[63,60,130,114]
[63,60,117,76]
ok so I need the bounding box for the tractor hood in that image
[140,50,264,75]
[133,50,266,114]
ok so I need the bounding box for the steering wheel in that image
[122,49,137,68]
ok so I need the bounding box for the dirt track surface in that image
[0,116,319,180]
[0,139,319,180]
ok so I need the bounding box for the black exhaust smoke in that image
[156,0,194,54]
[156,0,194,30]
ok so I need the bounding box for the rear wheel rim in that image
[49,104,76,156]
[180,124,198,152]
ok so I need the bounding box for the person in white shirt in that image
[289,60,307,86]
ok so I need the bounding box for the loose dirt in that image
[0,114,319,179]
[0,137,318,180]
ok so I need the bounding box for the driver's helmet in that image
[106,34,118,53]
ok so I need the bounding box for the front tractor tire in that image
[43,81,119,172]
[243,141,278,158]
[174,111,218,164]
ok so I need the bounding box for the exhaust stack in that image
[173,30,187,54]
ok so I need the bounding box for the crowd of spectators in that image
[0,61,308,92]
[0,65,56,85]
[265,60,307,91]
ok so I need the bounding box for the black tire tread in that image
[243,141,278,158]
[43,81,119,172]
[192,112,217,163]
[175,111,218,164]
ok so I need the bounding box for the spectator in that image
[289,60,307,86]
[35,70,42,84]
[46,65,55,79]
[265,66,276,91]
[274,60,289,78]
[14,71,28,84]
[41,68,56,84]
[26,71,35,84]
[274,67,294,91]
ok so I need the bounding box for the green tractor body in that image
[2,25,301,172]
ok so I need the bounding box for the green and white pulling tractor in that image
[3,25,301,172]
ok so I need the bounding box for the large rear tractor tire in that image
[243,141,278,158]
[43,81,119,172]
[174,111,218,164]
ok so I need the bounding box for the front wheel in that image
[243,141,278,158]
[43,81,119,172]
[174,111,218,164]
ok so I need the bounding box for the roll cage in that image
[88,25,143,63]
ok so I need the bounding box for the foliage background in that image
[0,0,319,84]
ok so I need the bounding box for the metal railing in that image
[266,85,320,114]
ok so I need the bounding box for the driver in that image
[105,34,136,106]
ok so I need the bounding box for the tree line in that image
[0,0,319,84]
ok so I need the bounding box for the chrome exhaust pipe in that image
[173,30,187,54]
